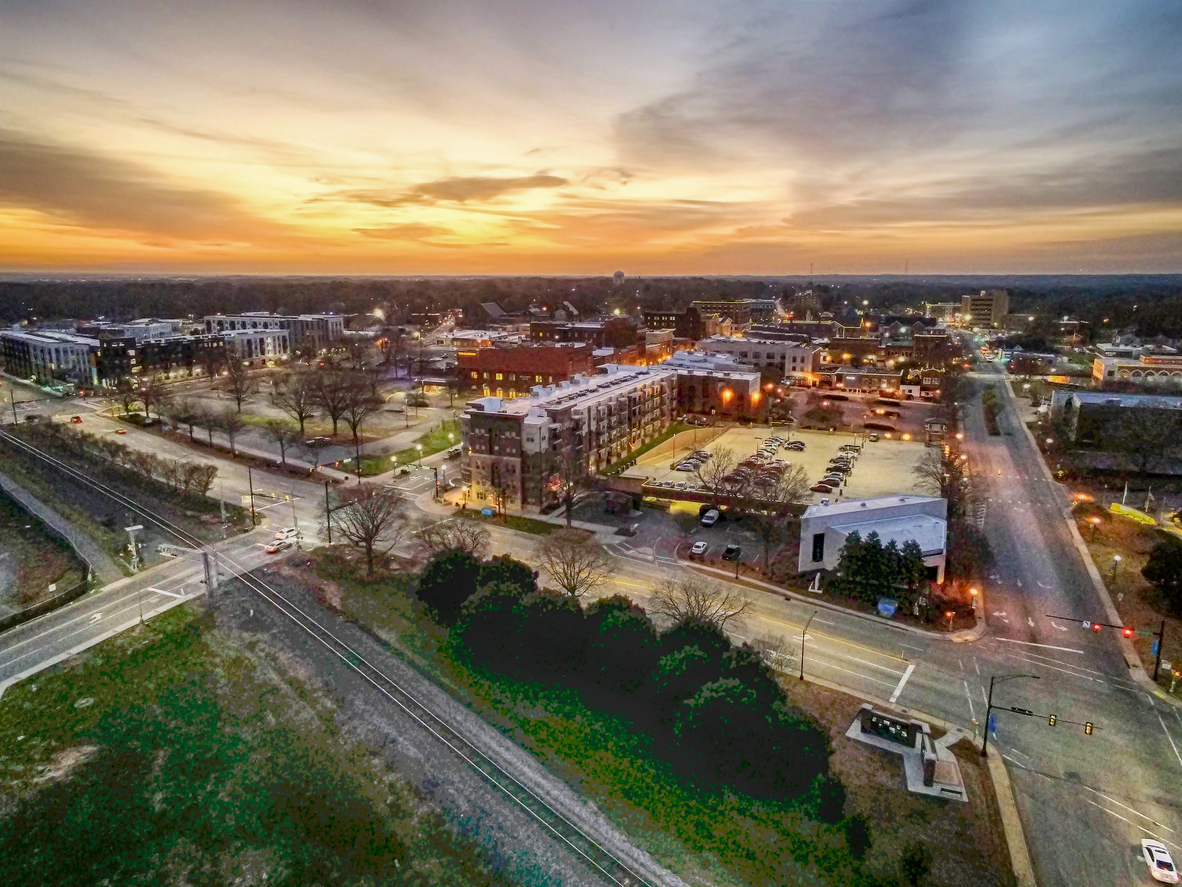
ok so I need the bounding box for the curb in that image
[687,562,987,642]
[789,672,1035,887]
[1002,379,1179,706]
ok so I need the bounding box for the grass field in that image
[323,563,876,887]
[0,492,86,612]
[0,605,518,887]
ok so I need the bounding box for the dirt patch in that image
[779,679,1015,887]
[31,745,100,785]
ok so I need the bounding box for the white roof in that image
[830,515,946,557]
[802,495,942,520]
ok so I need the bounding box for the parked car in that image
[867,432,880,442]
[811,483,834,493]
[722,544,741,561]
[786,441,805,451]
[447,447,462,459]
[304,436,332,447]
[264,540,293,555]
[690,541,709,556]
[700,509,721,527]
[70,415,83,423]
[1142,840,1180,883]
[274,527,299,541]
[115,428,127,434]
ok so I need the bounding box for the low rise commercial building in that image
[1058,391,1182,447]
[663,351,761,416]
[691,299,753,328]
[461,365,674,510]
[799,495,948,583]
[1092,353,1182,386]
[699,335,822,380]
[817,365,903,394]
[960,289,1010,329]
[457,343,596,397]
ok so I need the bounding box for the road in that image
[4,377,1182,887]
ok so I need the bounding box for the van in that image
[700,509,721,527]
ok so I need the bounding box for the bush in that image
[814,773,847,823]
[1143,541,1182,613]
[477,554,538,598]
[844,813,873,860]
[416,549,481,624]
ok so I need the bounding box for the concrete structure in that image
[450,329,516,348]
[1092,353,1182,386]
[699,335,822,380]
[799,495,948,583]
[461,365,674,510]
[456,343,596,397]
[960,289,1010,329]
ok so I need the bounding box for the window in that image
[496,388,503,397]
[483,386,490,396]
[495,373,503,381]
[470,371,478,379]
[535,374,543,383]
[811,533,825,563]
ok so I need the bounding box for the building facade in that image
[699,335,822,380]
[663,351,761,416]
[1093,354,1182,386]
[0,330,98,386]
[457,344,597,397]
[960,290,1010,329]
[461,365,675,509]
[691,299,752,328]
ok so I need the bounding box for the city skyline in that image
[2,0,1181,274]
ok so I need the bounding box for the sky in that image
[1,0,1181,275]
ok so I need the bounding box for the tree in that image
[1105,411,1180,475]
[137,373,169,420]
[312,370,352,436]
[273,372,318,436]
[900,841,933,887]
[166,398,202,441]
[341,378,381,466]
[261,418,300,468]
[477,554,537,597]
[912,448,973,522]
[185,464,218,497]
[200,345,226,383]
[547,439,587,528]
[332,485,406,576]
[410,517,491,560]
[417,549,482,623]
[1143,541,1182,612]
[536,529,613,598]
[734,463,810,568]
[219,408,245,457]
[223,355,257,413]
[945,520,994,582]
[650,575,749,631]
[692,446,739,512]
[843,814,873,861]
[114,380,141,417]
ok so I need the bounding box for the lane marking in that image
[963,680,975,720]
[889,663,916,703]
[1011,648,1113,676]
[1159,713,1182,770]
[146,586,184,599]
[1080,786,1175,833]
[992,637,1084,654]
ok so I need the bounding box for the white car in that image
[274,527,299,541]
[1142,840,1179,883]
[690,541,709,556]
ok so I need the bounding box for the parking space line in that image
[1158,713,1182,770]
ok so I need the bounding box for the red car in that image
[70,415,83,423]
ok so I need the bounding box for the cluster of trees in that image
[415,550,837,805]
[17,423,218,501]
[1143,540,1182,613]
[830,531,929,607]
[693,447,811,566]
[980,386,1002,435]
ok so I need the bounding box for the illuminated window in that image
[496,388,503,397]
[495,373,503,381]
[483,386,490,396]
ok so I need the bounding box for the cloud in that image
[337,173,568,209]
[353,223,452,241]
[0,128,296,244]
[518,196,765,246]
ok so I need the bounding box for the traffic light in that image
[1123,627,1134,638]
[1084,722,1094,735]
[1092,622,1102,632]
[1048,714,1057,727]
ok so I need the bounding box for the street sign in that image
[988,713,997,734]
[1152,638,1161,656]
[1081,620,1091,629]
[1009,707,1035,716]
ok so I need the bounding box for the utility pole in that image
[1154,618,1166,682]
[324,480,332,544]
[981,673,1040,758]
[247,466,257,527]
[800,611,817,681]
[290,487,301,551]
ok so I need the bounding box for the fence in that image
[638,424,728,467]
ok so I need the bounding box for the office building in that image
[960,290,1010,329]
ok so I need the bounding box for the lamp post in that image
[981,673,1040,758]
[969,587,979,612]
[1111,554,1121,581]
[416,443,423,468]
[1090,516,1100,540]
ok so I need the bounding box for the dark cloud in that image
[0,128,296,244]
[337,173,568,208]
[353,222,452,240]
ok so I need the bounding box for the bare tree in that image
[223,355,257,413]
[186,464,218,497]
[735,463,810,568]
[313,370,352,436]
[114,380,141,417]
[692,446,739,511]
[912,448,973,522]
[302,437,332,471]
[272,372,318,436]
[138,373,169,420]
[261,418,300,468]
[547,436,587,528]
[333,485,407,575]
[650,574,750,631]
[410,517,491,561]
[219,408,245,457]
[341,377,382,468]
[200,345,226,384]
[536,528,613,598]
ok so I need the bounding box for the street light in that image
[800,611,817,681]
[981,673,1040,757]
[416,443,423,468]
[1090,516,1101,539]
[1111,555,1121,580]
[969,587,979,612]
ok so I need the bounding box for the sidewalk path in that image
[0,469,123,585]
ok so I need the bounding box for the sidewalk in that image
[0,468,122,585]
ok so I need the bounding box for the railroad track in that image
[0,428,662,887]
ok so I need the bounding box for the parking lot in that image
[625,425,932,505]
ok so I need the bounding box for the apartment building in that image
[202,312,344,352]
[691,299,752,328]
[461,365,674,509]
[960,289,1010,329]
[699,335,822,380]
[663,351,761,415]
[0,329,98,386]
[456,343,596,397]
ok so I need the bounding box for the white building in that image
[798,495,948,583]
[202,313,344,352]
[699,335,821,380]
[0,329,97,385]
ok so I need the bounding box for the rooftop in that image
[1068,391,1182,410]
[802,495,943,521]
[830,515,947,557]
[466,364,674,416]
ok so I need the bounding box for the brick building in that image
[456,344,596,397]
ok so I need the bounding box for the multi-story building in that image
[202,313,344,351]
[699,335,822,380]
[0,330,98,386]
[529,318,640,349]
[461,365,675,510]
[456,344,596,397]
[1057,392,1182,449]
[663,351,761,415]
[691,299,752,328]
[923,302,961,322]
[643,306,706,341]
[1093,354,1182,386]
[960,289,1010,329]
